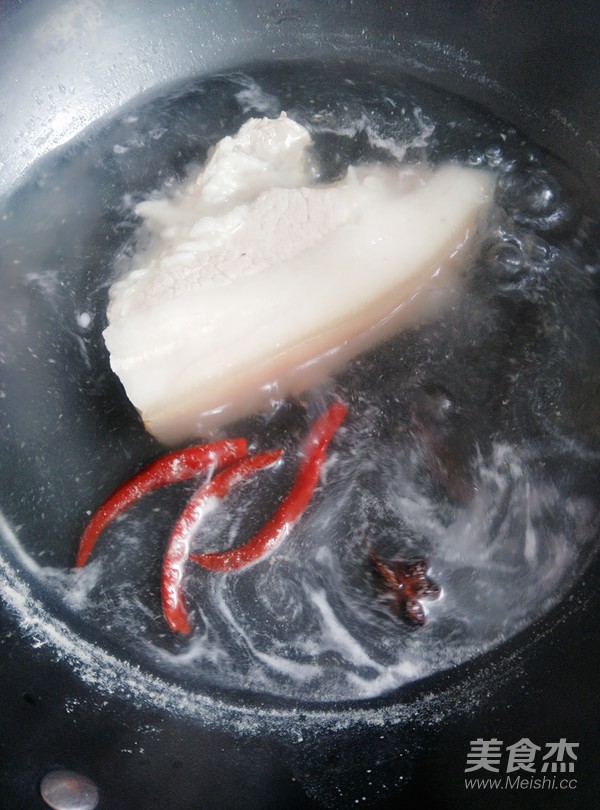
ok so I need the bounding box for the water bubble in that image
[467,152,484,166]
[522,234,554,268]
[483,237,526,280]
[484,145,504,167]
[521,171,560,214]
[498,168,569,231]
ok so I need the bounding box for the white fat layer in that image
[104,113,493,443]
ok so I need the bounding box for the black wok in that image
[0,1,599,808]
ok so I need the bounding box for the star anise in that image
[370,549,441,626]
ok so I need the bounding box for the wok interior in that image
[0,2,599,711]
[0,56,599,707]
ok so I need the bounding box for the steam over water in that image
[1,63,599,703]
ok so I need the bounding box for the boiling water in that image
[1,62,599,705]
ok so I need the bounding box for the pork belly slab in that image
[104,114,493,444]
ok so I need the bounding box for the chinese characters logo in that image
[465,738,578,774]
[464,738,579,790]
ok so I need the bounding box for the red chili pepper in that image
[190,401,347,574]
[161,449,283,634]
[75,439,248,568]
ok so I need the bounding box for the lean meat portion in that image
[104,114,494,444]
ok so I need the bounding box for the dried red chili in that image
[191,401,347,573]
[161,449,283,634]
[75,438,247,567]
